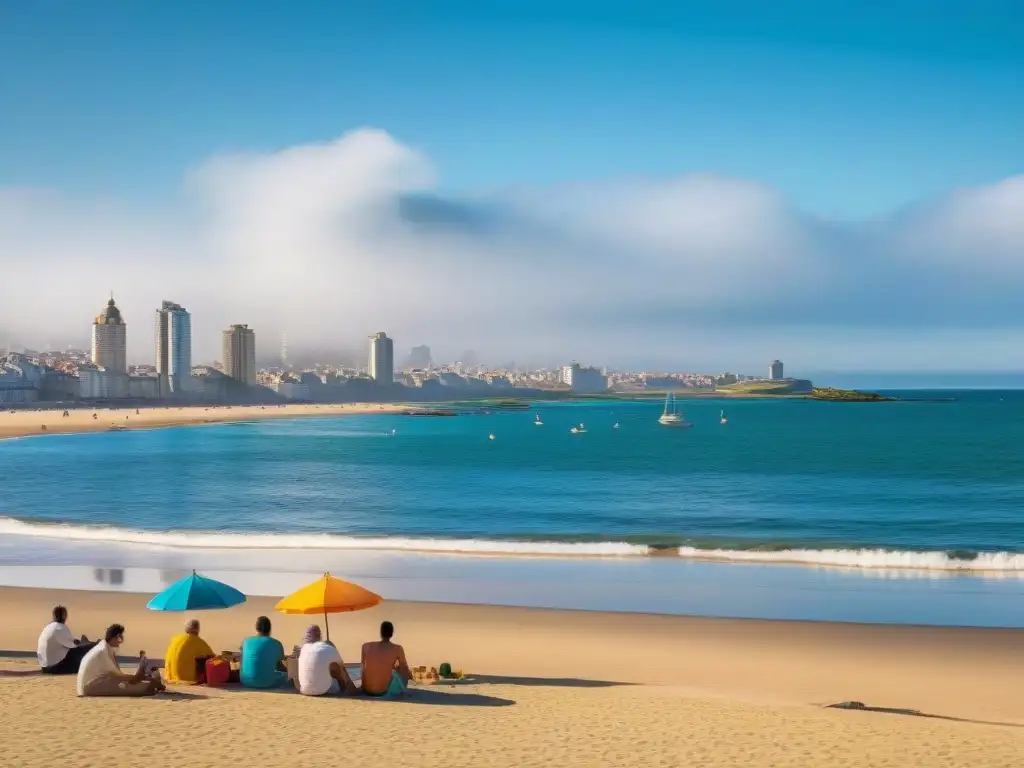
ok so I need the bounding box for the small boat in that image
[535,414,543,426]
[720,410,727,425]
[570,423,586,434]
[658,393,692,428]
[488,433,495,440]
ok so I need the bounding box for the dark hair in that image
[255,616,271,635]
[105,624,125,642]
[380,621,394,640]
[53,605,68,623]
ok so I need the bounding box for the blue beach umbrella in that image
[147,570,247,611]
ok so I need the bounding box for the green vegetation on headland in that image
[717,379,813,395]
[810,387,896,402]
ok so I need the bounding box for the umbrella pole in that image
[324,609,330,643]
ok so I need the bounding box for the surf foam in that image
[3,517,1022,570]
[0,517,647,557]
[677,546,1024,571]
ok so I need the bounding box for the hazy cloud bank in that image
[1,129,1022,371]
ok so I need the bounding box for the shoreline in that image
[0,402,409,440]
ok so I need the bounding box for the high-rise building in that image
[91,295,127,373]
[223,324,256,386]
[368,332,394,384]
[769,360,784,380]
[560,362,608,393]
[155,300,191,395]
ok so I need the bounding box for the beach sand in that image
[0,402,408,439]
[2,587,1023,767]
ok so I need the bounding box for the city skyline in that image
[1,4,1023,371]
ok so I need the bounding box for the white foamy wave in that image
[0,517,648,557]
[678,546,1024,571]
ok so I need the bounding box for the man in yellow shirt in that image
[163,618,214,684]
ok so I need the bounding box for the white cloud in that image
[1,128,1023,370]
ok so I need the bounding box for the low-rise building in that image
[128,374,161,399]
[79,367,129,400]
[0,358,41,404]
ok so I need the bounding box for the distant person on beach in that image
[361,621,412,697]
[38,605,97,674]
[297,625,357,696]
[240,615,287,689]
[163,618,214,684]
[77,624,165,696]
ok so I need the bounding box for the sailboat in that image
[658,393,692,428]
[535,414,543,426]
[720,410,727,425]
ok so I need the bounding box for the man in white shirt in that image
[77,623,165,697]
[38,605,97,675]
[297,624,357,696]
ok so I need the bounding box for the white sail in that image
[659,392,692,427]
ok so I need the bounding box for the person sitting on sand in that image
[38,605,97,675]
[163,618,214,684]
[77,624,165,697]
[240,615,287,689]
[361,621,413,697]
[297,625,357,696]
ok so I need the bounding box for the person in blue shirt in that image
[240,615,287,689]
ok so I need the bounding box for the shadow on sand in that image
[153,690,210,702]
[210,683,514,707]
[467,674,630,689]
[825,701,1024,729]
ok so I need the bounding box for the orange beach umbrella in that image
[275,572,383,641]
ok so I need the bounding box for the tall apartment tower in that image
[91,295,127,373]
[368,332,394,384]
[155,300,191,395]
[223,324,256,386]
[769,360,784,380]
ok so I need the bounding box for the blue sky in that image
[2,1,1021,217]
[2,2,1023,372]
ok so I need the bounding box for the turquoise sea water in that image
[2,391,1024,565]
[3,391,1024,625]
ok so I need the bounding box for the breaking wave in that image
[2,517,1023,571]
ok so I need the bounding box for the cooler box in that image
[205,657,231,686]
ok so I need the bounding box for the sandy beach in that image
[2,586,1023,767]
[0,403,408,439]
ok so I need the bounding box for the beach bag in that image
[205,657,231,686]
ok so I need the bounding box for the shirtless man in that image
[360,621,412,697]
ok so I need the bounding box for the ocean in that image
[3,391,1024,626]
